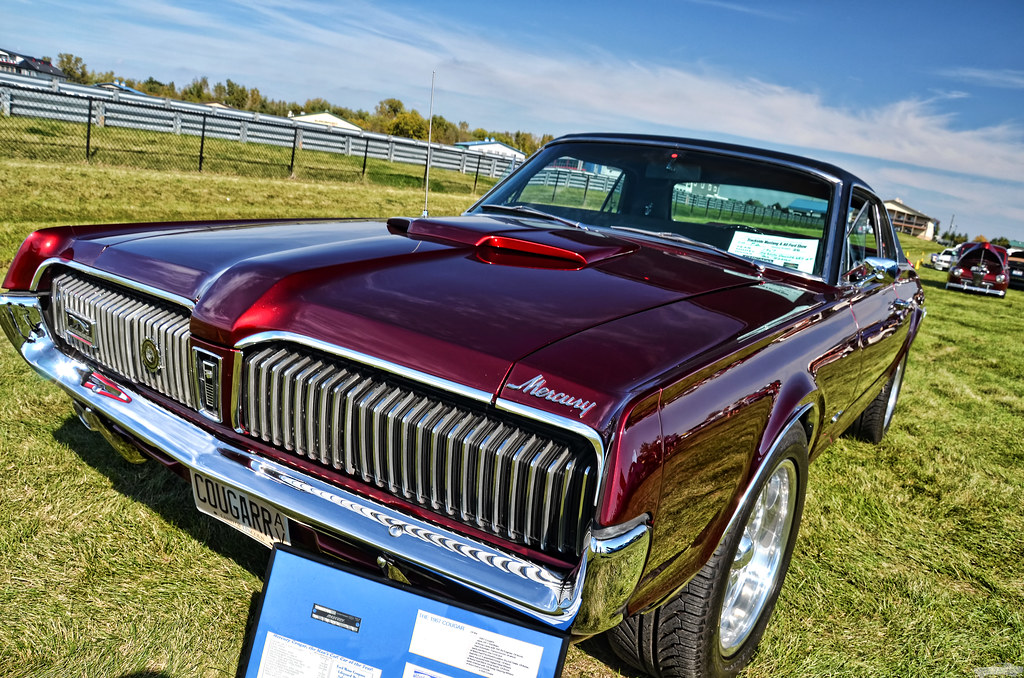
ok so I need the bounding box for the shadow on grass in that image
[53,415,270,580]
[917,275,950,293]
[119,673,173,678]
[574,635,647,678]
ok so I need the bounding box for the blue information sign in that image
[240,546,568,678]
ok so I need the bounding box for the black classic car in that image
[1007,248,1024,289]
[0,134,924,677]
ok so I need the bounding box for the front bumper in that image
[1,292,649,634]
[945,281,1006,297]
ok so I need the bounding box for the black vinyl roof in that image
[551,132,868,189]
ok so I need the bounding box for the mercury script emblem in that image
[504,374,596,418]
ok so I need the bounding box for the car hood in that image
[70,215,788,425]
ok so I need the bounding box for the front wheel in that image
[607,426,808,678]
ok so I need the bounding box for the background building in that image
[885,198,937,240]
[455,138,526,162]
[291,111,362,131]
[0,48,67,82]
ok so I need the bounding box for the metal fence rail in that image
[0,72,516,190]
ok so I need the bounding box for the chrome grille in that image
[51,272,195,409]
[240,345,595,555]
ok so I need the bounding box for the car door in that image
[842,188,914,405]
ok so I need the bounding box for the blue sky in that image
[5,0,1024,241]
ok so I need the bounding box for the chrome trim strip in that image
[945,282,1005,297]
[31,258,197,309]
[236,331,495,407]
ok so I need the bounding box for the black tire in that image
[607,426,808,678]
[849,356,906,444]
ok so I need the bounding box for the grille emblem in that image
[65,310,95,346]
[192,348,222,422]
[140,338,161,373]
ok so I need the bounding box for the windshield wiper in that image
[479,204,582,229]
[608,225,765,273]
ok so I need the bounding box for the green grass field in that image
[1,160,1022,677]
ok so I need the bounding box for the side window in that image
[844,193,873,279]
[843,190,893,281]
[876,205,899,262]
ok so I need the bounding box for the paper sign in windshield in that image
[728,232,817,273]
[408,610,543,678]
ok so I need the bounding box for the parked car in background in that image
[947,242,1009,298]
[0,133,925,678]
[1007,247,1024,289]
[930,247,958,271]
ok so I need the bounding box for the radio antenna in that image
[422,70,436,217]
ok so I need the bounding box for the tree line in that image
[55,53,553,155]
[938,229,1013,249]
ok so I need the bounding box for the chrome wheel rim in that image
[883,359,905,430]
[719,459,797,657]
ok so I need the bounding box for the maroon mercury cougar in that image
[0,134,924,677]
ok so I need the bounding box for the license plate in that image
[1012,270,1022,277]
[192,472,290,547]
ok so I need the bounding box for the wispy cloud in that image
[683,0,796,21]
[937,67,1024,90]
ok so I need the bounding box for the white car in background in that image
[931,248,958,271]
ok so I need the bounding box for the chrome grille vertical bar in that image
[299,360,329,459]
[397,398,431,499]
[279,356,313,451]
[327,371,361,469]
[384,392,417,494]
[368,387,403,487]
[474,423,505,529]
[344,378,378,476]
[413,402,445,504]
[539,448,571,551]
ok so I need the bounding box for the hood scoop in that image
[387,216,637,268]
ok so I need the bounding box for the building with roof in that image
[455,139,526,162]
[885,198,937,241]
[291,112,362,132]
[0,48,66,82]
[95,80,148,96]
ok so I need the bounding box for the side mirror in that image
[863,256,900,284]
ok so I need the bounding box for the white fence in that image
[0,71,518,179]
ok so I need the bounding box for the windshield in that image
[469,141,835,276]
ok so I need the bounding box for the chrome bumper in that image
[0,292,649,634]
[945,281,1005,297]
